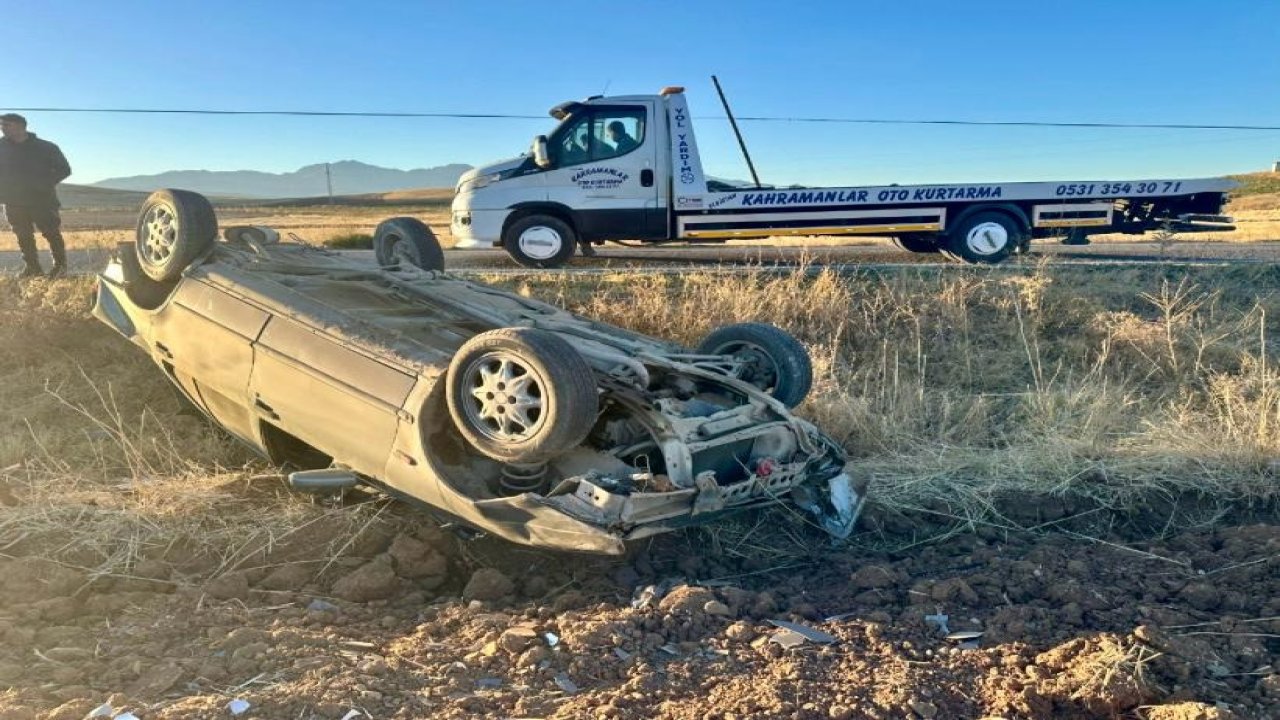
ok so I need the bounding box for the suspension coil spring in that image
[500,462,549,496]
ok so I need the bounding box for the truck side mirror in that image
[532,135,550,168]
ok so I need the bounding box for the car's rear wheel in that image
[696,322,813,407]
[446,328,598,464]
[134,189,218,282]
[374,217,445,271]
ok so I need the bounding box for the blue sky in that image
[6,0,1278,187]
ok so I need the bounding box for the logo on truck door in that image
[571,166,630,190]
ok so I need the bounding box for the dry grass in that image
[1,260,1278,576]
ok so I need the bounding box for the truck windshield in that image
[546,106,645,169]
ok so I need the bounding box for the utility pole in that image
[325,162,334,203]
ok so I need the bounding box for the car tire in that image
[892,234,940,254]
[696,322,813,407]
[134,189,218,282]
[446,328,598,464]
[944,211,1022,264]
[374,217,445,271]
[502,214,576,269]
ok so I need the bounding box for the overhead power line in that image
[7,106,1280,131]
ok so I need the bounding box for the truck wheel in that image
[135,189,218,282]
[374,217,445,271]
[945,211,1022,264]
[447,328,598,464]
[892,234,940,254]
[696,322,812,408]
[503,215,576,269]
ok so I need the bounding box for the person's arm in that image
[48,142,71,184]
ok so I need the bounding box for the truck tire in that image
[696,322,812,408]
[134,189,218,282]
[374,217,445,271]
[944,211,1023,264]
[446,328,599,464]
[892,234,940,254]
[503,214,577,269]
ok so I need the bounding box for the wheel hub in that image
[965,222,1008,255]
[141,205,178,265]
[722,342,780,392]
[517,226,562,261]
[462,353,546,442]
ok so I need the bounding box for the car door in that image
[147,279,269,443]
[543,103,663,240]
[249,316,417,478]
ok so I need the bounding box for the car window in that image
[548,106,646,169]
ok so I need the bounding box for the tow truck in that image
[449,86,1235,268]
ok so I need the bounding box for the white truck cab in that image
[451,87,1234,268]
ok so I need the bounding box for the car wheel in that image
[374,217,445,271]
[446,328,598,464]
[892,234,940,254]
[134,189,218,282]
[502,214,576,269]
[696,322,813,407]
[944,211,1022,264]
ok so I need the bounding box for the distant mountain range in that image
[92,160,472,199]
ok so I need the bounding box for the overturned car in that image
[93,190,865,554]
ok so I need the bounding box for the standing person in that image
[0,113,71,278]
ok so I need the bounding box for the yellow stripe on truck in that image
[683,223,942,239]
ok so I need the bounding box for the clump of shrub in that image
[324,233,374,249]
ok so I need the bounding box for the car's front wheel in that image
[134,189,218,282]
[446,328,598,464]
[502,214,577,269]
[697,322,813,407]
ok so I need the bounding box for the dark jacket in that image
[0,133,72,207]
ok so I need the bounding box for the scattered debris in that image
[614,647,632,661]
[924,613,951,635]
[86,704,113,719]
[769,630,810,649]
[543,631,560,648]
[553,672,580,694]
[767,619,837,644]
[339,710,369,720]
[945,631,984,642]
[307,598,340,613]
[659,644,682,655]
[227,698,251,715]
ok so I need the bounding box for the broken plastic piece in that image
[543,631,560,648]
[945,630,984,642]
[767,619,836,644]
[769,629,809,649]
[924,613,950,635]
[86,704,113,719]
[115,714,141,720]
[228,698,251,715]
[553,672,579,694]
[339,711,369,720]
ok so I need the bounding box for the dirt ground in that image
[0,487,1276,720]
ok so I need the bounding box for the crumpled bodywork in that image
[93,240,865,554]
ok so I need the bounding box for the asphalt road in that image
[3,240,1278,277]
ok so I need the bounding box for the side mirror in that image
[532,135,550,168]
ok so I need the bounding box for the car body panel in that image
[94,240,865,554]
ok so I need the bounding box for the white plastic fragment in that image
[659,644,681,655]
[769,629,809,649]
[339,711,369,720]
[924,613,951,635]
[227,699,251,715]
[946,631,984,642]
[614,647,631,660]
[115,714,141,720]
[767,619,836,644]
[86,704,113,719]
[543,631,560,648]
